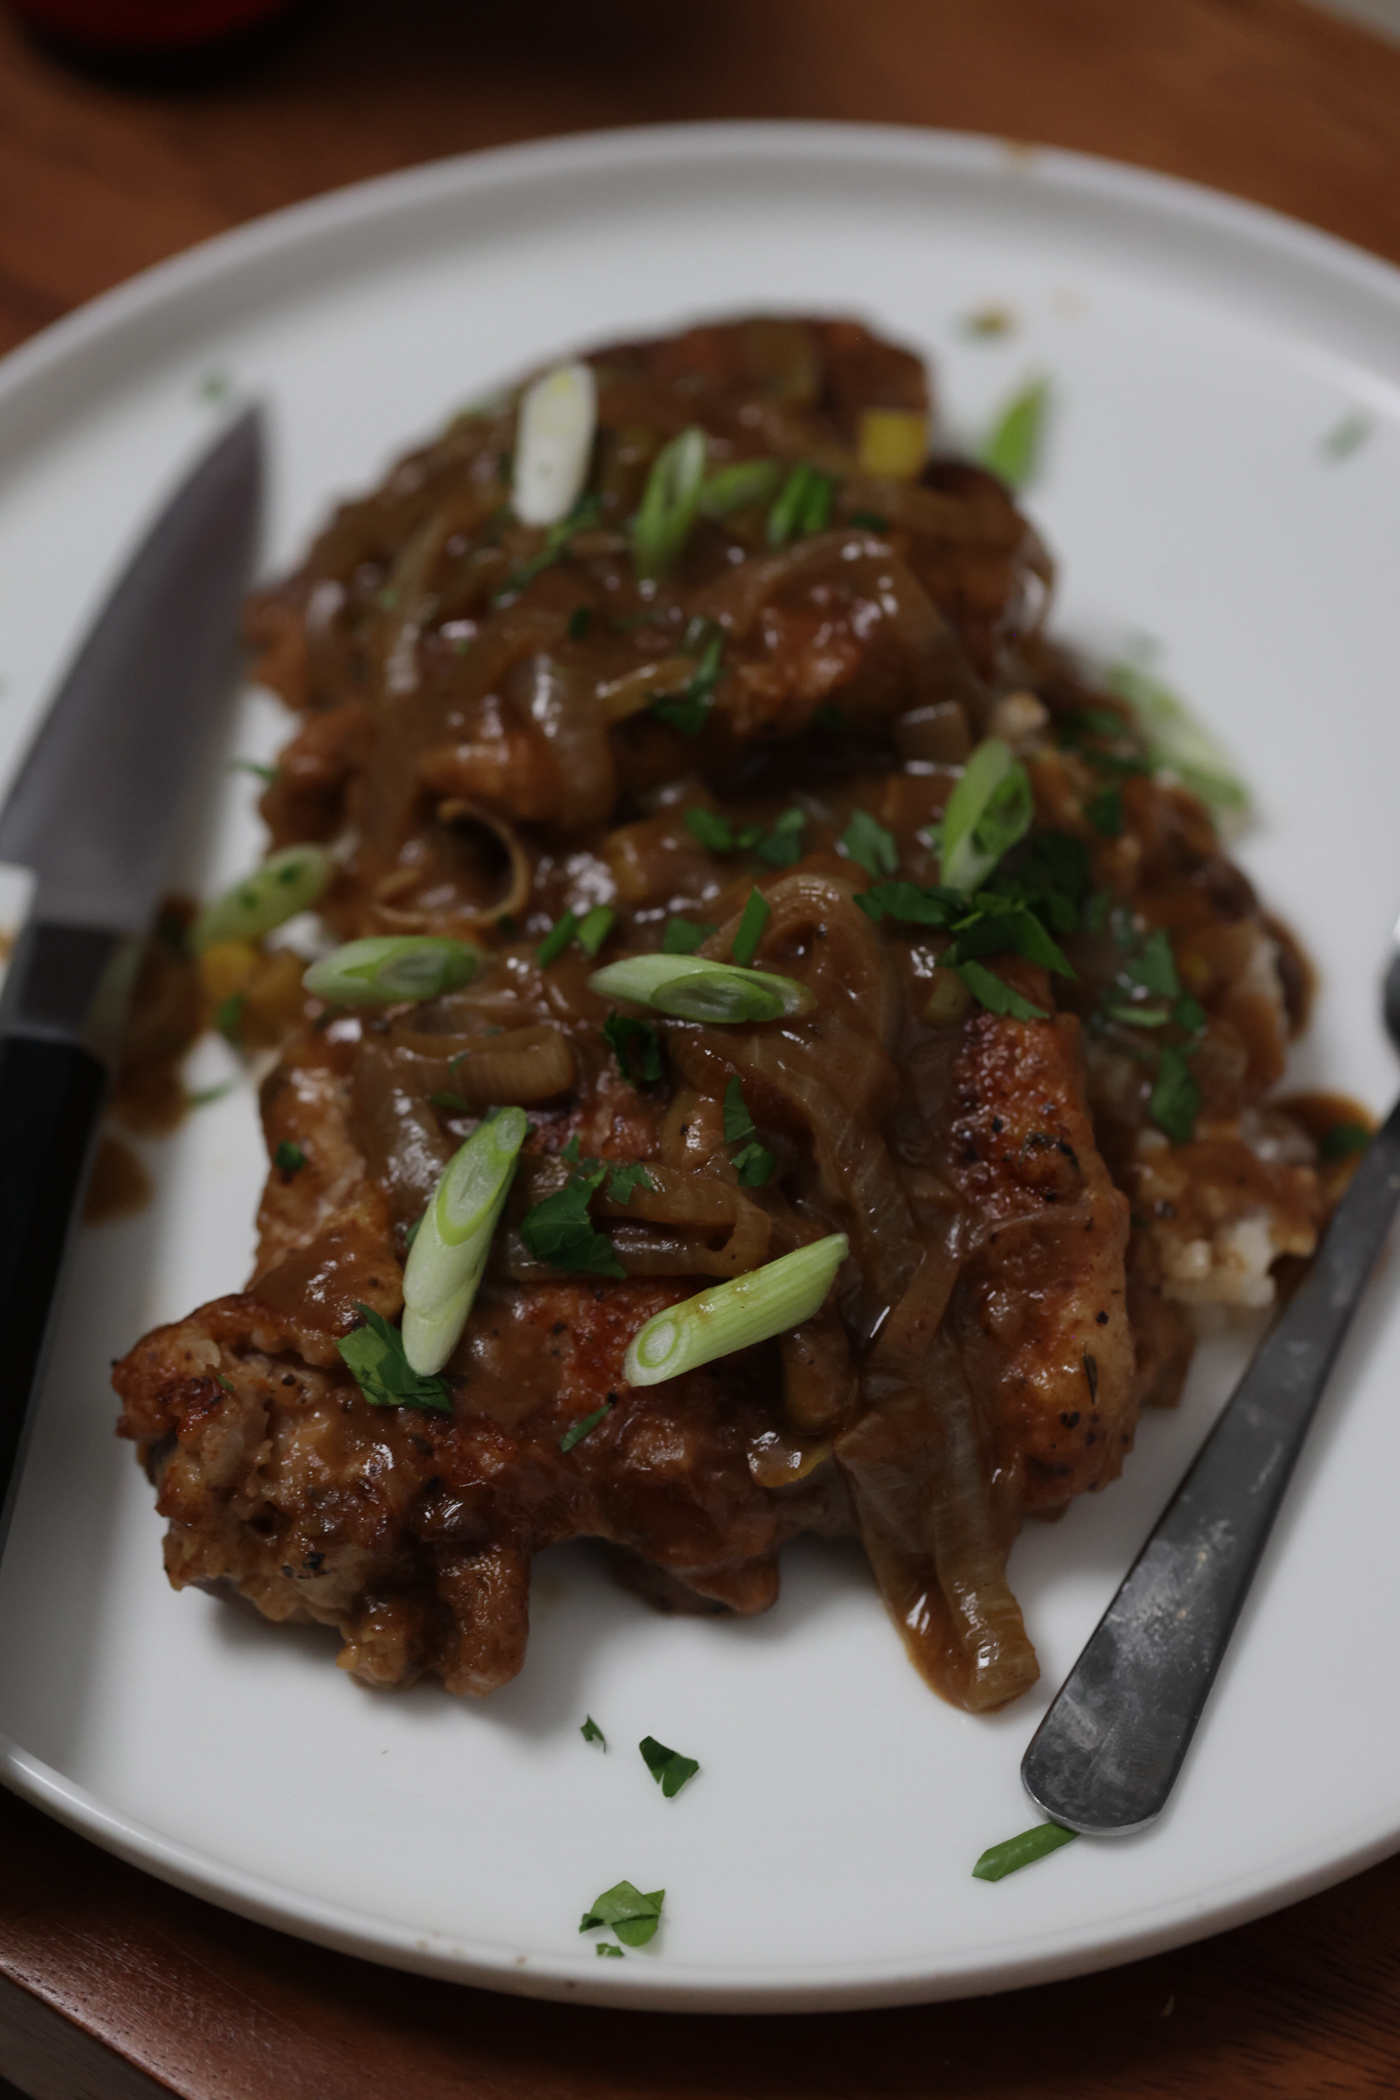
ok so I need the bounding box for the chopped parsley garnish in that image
[840,809,899,879]
[428,1090,473,1114]
[518,1167,624,1278]
[497,493,603,600]
[1092,923,1205,1144]
[731,887,770,968]
[972,1821,1078,1881]
[568,603,593,639]
[581,1715,607,1747]
[1087,785,1124,838]
[576,905,616,957]
[1123,927,1179,998]
[639,1736,700,1798]
[754,807,806,868]
[685,806,741,853]
[661,917,718,954]
[521,1146,650,1276]
[953,959,1048,1021]
[579,1880,665,1947]
[596,1943,625,1958]
[1320,1121,1371,1160]
[684,805,803,867]
[537,911,578,967]
[723,1077,755,1143]
[228,757,278,783]
[605,1160,655,1204]
[603,1011,663,1085]
[857,874,1071,1020]
[1149,1043,1200,1146]
[215,991,246,1043]
[723,1079,775,1184]
[732,1142,776,1186]
[274,1140,306,1178]
[848,509,889,531]
[652,625,723,736]
[560,1400,612,1452]
[337,1304,452,1413]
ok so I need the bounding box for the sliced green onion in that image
[589,953,814,1024]
[1105,659,1250,818]
[979,376,1050,489]
[939,738,1034,892]
[513,361,598,528]
[303,936,480,1008]
[699,458,782,518]
[623,1233,848,1387]
[193,845,333,951]
[576,905,616,957]
[631,426,707,580]
[537,911,578,966]
[401,1107,528,1373]
[766,463,836,546]
[731,887,770,968]
[973,1821,1078,1881]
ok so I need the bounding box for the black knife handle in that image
[0,1031,108,1547]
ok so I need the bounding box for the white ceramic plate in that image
[0,123,1398,2014]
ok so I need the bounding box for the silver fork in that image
[1022,932,1400,1835]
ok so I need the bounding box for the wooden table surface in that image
[3,0,1400,2093]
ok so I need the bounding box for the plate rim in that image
[3,116,1400,2011]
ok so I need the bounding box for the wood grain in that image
[2,0,1400,2093]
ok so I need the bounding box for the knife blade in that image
[0,406,263,1549]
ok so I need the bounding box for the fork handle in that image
[1022,1093,1400,1836]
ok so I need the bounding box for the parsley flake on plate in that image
[579,1880,665,1947]
[639,1736,700,1798]
[581,1716,607,1748]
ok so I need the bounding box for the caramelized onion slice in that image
[426,1026,575,1109]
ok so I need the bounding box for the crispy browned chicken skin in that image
[115,316,1326,1711]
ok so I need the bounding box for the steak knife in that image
[0,407,263,1550]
